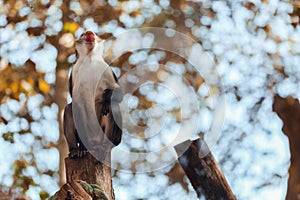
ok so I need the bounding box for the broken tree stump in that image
[49,152,114,200]
[175,139,236,200]
[65,153,114,199]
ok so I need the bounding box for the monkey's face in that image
[75,31,104,56]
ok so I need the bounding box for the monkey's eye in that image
[75,33,85,43]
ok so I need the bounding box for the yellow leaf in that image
[10,82,19,93]
[27,77,34,85]
[63,22,70,31]
[0,81,7,91]
[63,22,79,33]
[39,79,50,94]
[69,22,79,33]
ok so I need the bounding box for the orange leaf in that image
[10,82,19,93]
[38,79,50,94]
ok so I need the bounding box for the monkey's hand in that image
[101,88,122,115]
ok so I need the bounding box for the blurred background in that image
[0,0,300,199]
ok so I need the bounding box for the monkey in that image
[63,31,122,158]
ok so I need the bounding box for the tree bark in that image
[273,95,300,200]
[65,153,114,199]
[175,139,236,200]
[51,152,114,200]
[53,68,69,186]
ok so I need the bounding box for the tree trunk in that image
[53,68,69,186]
[51,152,114,200]
[65,153,114,199]
[175,139,236,200]
[273,95,300,200]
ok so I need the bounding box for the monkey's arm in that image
[95,98,122,147]
[101,87,122,115]
[101,71,122,115]
[95,70,122,146]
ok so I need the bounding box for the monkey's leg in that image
[63,103,87,158]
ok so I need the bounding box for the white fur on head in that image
[75,31,105,58]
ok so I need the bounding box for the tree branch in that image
[175,139,236,200]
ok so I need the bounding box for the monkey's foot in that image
[69,149,88,158]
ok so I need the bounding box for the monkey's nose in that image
[85,31,95,42]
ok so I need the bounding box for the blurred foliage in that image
[0,0,299,199]
[0,62,51,101]
[13,159,35,192]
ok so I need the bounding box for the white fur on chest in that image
[72,54,118,101]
